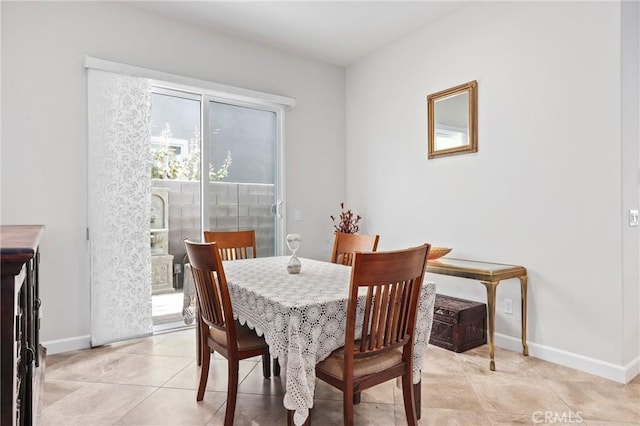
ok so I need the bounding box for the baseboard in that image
[495,333,639,384]
[41,327,193,354]
[42,335,91,355]
[624,356,640,383]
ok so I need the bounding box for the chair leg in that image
[401,373,418,426]
[196,347,210,401]
[343,387,354,426]
[225,360,239,426]
[414,381,421,419]
[262,353,271,378]
[273,357,281,376]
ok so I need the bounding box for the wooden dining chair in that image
[203,229,257,260]
[315,244,431,426]
[184,239,275,426]
[199,229,281,375]
[197,230,253,362]
[331,232,380,266]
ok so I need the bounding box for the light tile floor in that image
[41,329,640,425]
[152,291,187,325]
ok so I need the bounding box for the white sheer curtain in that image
[87,68,153,346]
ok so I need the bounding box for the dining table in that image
[215,255,437,426]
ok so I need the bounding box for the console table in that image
[1,225,45,426]
[426,257,528,371]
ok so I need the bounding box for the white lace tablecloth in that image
[221,256,436,426]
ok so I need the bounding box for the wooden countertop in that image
[1,225,45,274]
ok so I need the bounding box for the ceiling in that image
[128,1,470,66]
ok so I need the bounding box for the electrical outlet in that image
[504,299,513,315]
[630,210,639,227]
[174,263,182,274]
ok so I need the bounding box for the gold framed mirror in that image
[427,80,477,159]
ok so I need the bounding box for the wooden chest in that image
[429,294,487,353]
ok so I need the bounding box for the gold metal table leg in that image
[480,281,498,371]
[519,275,529,356]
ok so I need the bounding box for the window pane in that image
[207,101,277,257]
[209,102,276,184]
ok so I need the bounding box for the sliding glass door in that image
[203,99,281,257]
[150,88,285,303]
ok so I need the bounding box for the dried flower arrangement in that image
[330,203,362,234]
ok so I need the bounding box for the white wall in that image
[621,0,640,380]
[1,2,345,348]
[346,1,638,382]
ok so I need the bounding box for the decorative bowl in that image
[428,247,452,260]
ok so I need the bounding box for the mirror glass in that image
[428,80,477,159]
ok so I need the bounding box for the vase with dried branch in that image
[331,203,362,234]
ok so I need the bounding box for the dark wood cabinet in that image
[1,225,45,426]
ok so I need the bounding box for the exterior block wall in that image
[152,179,276,288]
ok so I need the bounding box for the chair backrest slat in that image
[384,282,400,346]
[331,232,380,266]
[360,287,374,353]
[376,283,392,348]
[397,279,412,343]
[369,286,383,351]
